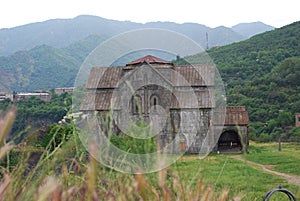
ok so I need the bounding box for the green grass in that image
[1,111,300,201]
[245,142,300,176]
[170,154,300,200]
[3,138,300,200]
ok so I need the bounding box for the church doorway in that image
[217,130,242,152]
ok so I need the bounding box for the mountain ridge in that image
[0,35,105,92]
[232,21,275,38]
[0,15,274,56]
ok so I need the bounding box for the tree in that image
[277,111,293,130]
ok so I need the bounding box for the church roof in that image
[81,55,216,111]
[173,65,214,86]
[86,67,123,89]
[126,55,173,66]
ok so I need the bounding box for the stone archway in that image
[217,130,242,152]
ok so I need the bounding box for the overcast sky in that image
[1,0,299,29]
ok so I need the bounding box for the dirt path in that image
[230,155,300,187]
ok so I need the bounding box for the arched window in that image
[153,97,157,106]
[150,95,159,111]
[132,95,142,114]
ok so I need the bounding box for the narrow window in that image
[150,95,159,112]
[132,95,142,114]
[135,104,139,113]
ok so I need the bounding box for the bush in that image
[110,135,157,154]
[40,124,74,151]
[256,133,273,142]
[287,127,300,141]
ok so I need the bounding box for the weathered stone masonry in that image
[80,55,249,153]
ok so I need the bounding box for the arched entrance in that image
[217,130,242,152]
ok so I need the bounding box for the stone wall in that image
[168,109,213,153]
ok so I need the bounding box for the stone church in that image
[80,55,249,153]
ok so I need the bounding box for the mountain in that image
[0,35,104,91]
[232,21,274,38]
[141,22,245,49]
[182,21,300,140]
[0,15,138,56]
[0,15,276,92]
[0,15,273,56]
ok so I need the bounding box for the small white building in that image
[15,92,51,102]
[0,92,13,101]
[54,87,75,96]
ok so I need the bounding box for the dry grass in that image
[0,109,238,200]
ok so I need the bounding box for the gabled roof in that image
[81,55,218,111]
[126,55,173,66]
[119,63,174,90]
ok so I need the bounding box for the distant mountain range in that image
[232,21,275,38]
[0,15,274,56]
[0,15,275,92]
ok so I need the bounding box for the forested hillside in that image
[0,35,104,91]
[208,21,300,141]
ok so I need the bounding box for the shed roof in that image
[214,106,249,126]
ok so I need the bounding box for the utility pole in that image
[278,135,282,151]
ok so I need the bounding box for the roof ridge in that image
[126,55,173,66]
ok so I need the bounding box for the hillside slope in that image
[178,21,300,140]
[209,21,300,139]
[0,35,104,91]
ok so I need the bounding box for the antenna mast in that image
[206,32,209,50]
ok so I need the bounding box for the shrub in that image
[40,124,74,151]
[109,134,157,154]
